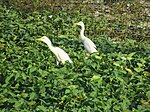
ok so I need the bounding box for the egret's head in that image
[36,36,51,44]
[74,21,84,27]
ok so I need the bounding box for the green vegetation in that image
[0,1,150,111]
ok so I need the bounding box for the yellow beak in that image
[36,38,42,41]
[73,22,78,27]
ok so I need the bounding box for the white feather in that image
[36,36,73,65]
[75,21,98,54]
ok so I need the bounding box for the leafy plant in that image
[0,2,150,112]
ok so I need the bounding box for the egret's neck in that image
[45,40,55,53]
[80,25,86,40]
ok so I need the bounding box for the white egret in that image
[74,21,98,54]
[36,36,73,65]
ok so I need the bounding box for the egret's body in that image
[36,36,73,65]
[74,21,97,54]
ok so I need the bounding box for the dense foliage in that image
[0,2,150,112]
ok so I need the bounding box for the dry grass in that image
[1,0,122,13]
[1,0,149,42]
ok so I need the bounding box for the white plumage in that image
[74,21,98,54]
[36,36,73,65]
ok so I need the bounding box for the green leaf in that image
[127,52,136,60]
[30,66,37,73]
[90,91,97,98]
[146,91,150,100]
[134,67,144,72]
[67,85,78,89]
[91,75,101,81]
[36,105,47,111]
[15,72,20,80]
[113,62,120,67]
[21,72,27,80]
[21,92,28,98]
[58,35,68,38]
[65,89,71,94]
[5,74,14,83]
[14,98,24,108]
[29,92,37,100]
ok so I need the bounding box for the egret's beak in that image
[36,38,42,41]
[73,22,78,27]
